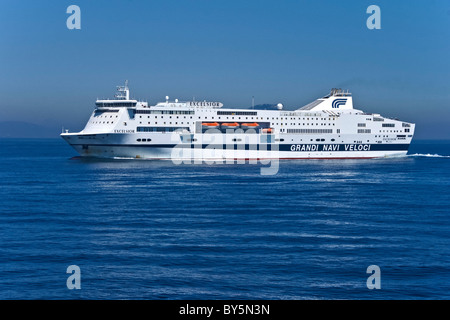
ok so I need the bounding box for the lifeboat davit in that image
[202,122,220,129]
[221,122,240,129]
[240,122,259,129]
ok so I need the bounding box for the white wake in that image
[408,153,450,158]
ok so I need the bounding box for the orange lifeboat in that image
[221,122,239,129]
[240,122,259,129]
[202,122,219,126]
[262,128,273,133]
[202,122,220,129]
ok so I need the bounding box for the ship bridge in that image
[95,80,148,109]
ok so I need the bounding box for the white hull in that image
[62,133,409,160]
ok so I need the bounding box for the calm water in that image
[0,139,449,299]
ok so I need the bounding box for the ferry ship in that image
[61,81,415,160]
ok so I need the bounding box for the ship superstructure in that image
[61,82,415,160]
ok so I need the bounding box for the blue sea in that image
[0,138,449,300]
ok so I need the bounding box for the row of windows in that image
[357,123,366,127]
[139,115,192,119]
[139,121,190,125]
[222,117,335,122]
[136,116,336,128]
[95,102,136,107]
[217,111,258,116]
[286,129,333,134]
[94,109,120,115]
[136,138,152,142]
[94,115,119,118]
[382,123,395,127]
[135,113,337,122]
[286,123,334,126]
[135,110,194,115]
[357,129,371,133]
[136,126,190,132]
[200,117,336,123]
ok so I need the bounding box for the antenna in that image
[115,80,130,100]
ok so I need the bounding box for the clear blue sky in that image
[0,0,449,138]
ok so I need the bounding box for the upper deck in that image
[95,81,148,109]
[61,81,414,139]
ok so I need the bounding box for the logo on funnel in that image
[332,99,347,108]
